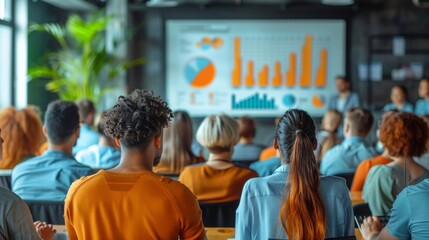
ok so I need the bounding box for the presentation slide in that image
[166,20,345,117]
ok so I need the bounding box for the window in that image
[0,0,12,108]
[0,0,11,21]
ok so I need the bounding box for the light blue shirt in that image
[387,179,429,240]
[75,145,120,169]
[415,99,429,116]
[320,136,377,175]
[383,102,414,113]
[328,91,360,114]
[232,143,265,161]
[235,165,354,240]
[249,157,281,177]
[12,150,95,201]
[73,124,100,154]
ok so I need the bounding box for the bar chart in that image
[231,35,328,89]
[232,93,277,110]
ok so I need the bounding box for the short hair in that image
[345,108,374,135]
[196,114,239,154]
[336,75,350,83]
[45,100,80,144]
[237,117,256,139]
[76,99,95,122]
[103,89,173,148]
[97,111,109,138]
[380,112,429,157]
[0,107,44,168]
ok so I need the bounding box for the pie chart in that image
[185,57,216,88]
[312,95,326,108]
[283,94,296,108]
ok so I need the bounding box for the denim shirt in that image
[235,165,354,240]
[415,99,429,116]
[320,136,377,175]
[73,124,100,154]
[12,150,95,201]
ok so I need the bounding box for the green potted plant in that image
[28,13,144,105]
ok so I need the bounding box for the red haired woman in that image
[235,109,354,240]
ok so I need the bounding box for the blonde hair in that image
[196,114,239,153]
[0,107,44,169]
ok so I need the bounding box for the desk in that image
[206,228,234,240]
[350,191,365,205]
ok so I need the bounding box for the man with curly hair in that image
[64,90,206,240]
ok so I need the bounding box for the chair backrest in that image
[157,173,180,180]
[232,160,257,168]
[0,170,12,190]
[199,200,239,227]
[332,172,355,190]
[24,200,65,224]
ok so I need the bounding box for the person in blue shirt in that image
[232,117,265,161]
[383,84,413,113]
[249,156,281,177]
[361,178,429,240]
[328,76,360,114]
[320,108,377,175]
[415,78,429,115]
[75,111,120,169]
[236,109,354,240]
[12,100,95,201]
[73,99,100,154]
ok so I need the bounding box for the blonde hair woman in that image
[178,114,258,203]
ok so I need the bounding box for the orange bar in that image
[272,61,282,87]
[232,37,241,87]
[258,65,269,87]
[299,35,312,87]
[315,49,327,88]
[245,60,255,87]
[286,52,296,87]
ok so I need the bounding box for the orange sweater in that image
[178,164,258,203]
[259,147,277,161]
[65,170,205,240]
[350,155,392,192]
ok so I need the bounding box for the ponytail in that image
[277,110,326,240]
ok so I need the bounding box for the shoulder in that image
[65,172,101,202]
[320,176,349,195]
[231,165,258,177]
[0,187,24,203]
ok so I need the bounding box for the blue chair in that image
[0,170,12,189]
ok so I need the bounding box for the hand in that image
[34,221,56,240]
[361,216,383,240]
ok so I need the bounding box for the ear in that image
[154,134,162,148]
[42,126,48,138]
[273,138,279,149]
[114,139,122,147]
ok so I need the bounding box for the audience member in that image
[12,100,95,201]
[320,108,377,175]
[328,76,360,114]
[64,90,205,239]
[235,109,354,240]
[361,179,429,240]
[0,128,56,240]
[415,78,429,116]
[383,84,413,113]
[154,110,203,175]
[0,107,44,169]
[363,112,429,216]
[249,154,281,177]
[75,111,120,169]
[351,111,397,192]
[232,117,265,161]
[179,114,258,203]
[73,99,99,154]
[316,109,342,163]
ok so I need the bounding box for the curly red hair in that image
[380,112,429,157]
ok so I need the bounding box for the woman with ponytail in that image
[235,109,354,240]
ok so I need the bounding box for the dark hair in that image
[276,109,326,240]
[76,99,95,122]
[345,108,374,135]
[336,75,350,83]
[97,111,109,138]
[237,117,256,138]
[44,100,80,144]
[103,89,173,148]
[392,84,408,101]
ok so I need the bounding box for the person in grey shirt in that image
[0,128,55,240]
[232,117,265,161]
[328,76,361,114]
